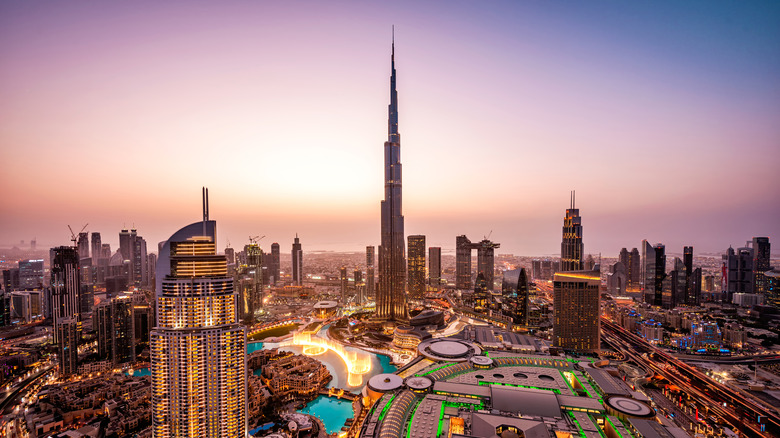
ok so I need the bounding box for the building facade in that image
[292,234,303,286]
[407,235,426,300]
[560,192,584,272]
[553,270,600,352]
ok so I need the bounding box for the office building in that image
[57,317,79,377]
[292,234,303,286]
[355,269,365,304]
[151,193,246,437]
[428,247,441,290]
[456,236,500,290]
[376,37,408,321]
[340,266,349,303]
[18,259,44,290]
[366,246,375,299]
[618,248,641,291]
[501,268,530,326]
[560,191,583,272]
[407,235,426,300]
[91,232,103,263]
[753,237,772,295]
[95,295,136,365]
[271,242,280,285]
[2,269,20,292]
[642,242,666,307]
[553,269,600,352]
[723,245,754,302]
[77,232,90,260]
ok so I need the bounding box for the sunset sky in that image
[1,1,779,257]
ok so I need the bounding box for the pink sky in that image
[1,1,778,256]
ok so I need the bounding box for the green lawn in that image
[249,323,300,341]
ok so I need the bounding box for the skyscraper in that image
[271,242,280,285]
[18,259,44,290]
[723,245,754,302]
[456,235,473,289]
[753,237,771,295]
[553,269,600,352]
[292,234,303,286]
[407,235,426,301]
[428,247,441,290]
[77,232,89,260]
[340,266,349,303]
[560,191,583,272]
[642,242,666,306]
[354,269,365,305]
[51,246,81,344]
[150,193,246,437]
[477,239,500,290]
[366,246,375,299]
[377,35,408,321]
[91,232,102,264]
[501,268,530,326]
[94,295,135,365]
[57,317,79,377]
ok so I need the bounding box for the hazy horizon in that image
[2,1,778,257]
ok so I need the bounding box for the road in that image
[0,365,54,414]
[602,319,777,437]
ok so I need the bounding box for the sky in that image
[1,1,779,257]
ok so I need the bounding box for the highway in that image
[0,365,54,414]
[602,319,778,437]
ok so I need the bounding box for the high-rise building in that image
[628,247,640,290]
[77,232,90,260]
[119,228,148,286]
[553,269,600,352]
[0,292,10,327]
[271,242,280,285]
[18,259,44,290]
[560,191,583,272]
[366,246,375,299]
[428,247,441,290]
[2,269,20,292]
[94,295,135,365]
[354,269,365,305]
[753,237,771,295]
[91,232,102,264]
[292,234,303,286]
[407,235,426,300]
[340,266,349,303]
[377,36,408,321]
[642,242,666,306]
[456,235,473,289]
[57,317,79,377]
[456,236,499,290]
[501,268,530,326]
[225,246,235,265]
[723,245,754,302]
[151,194,246,437]
[51,246,81,343]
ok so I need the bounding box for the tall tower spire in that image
[377,29,408,321]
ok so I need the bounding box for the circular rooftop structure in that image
[405,376,433,393]
[469,355,494,369]
[313,300,338,310]
[367,373,404,393]
[418,338,480,362]
[605,396,655,419]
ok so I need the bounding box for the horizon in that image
[1,1,778,257]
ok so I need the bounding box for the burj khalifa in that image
[377,33,408,321]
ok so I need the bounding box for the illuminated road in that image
[602,319,778,437]
[0,365,54,414]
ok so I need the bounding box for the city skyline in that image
[2,1,779,256]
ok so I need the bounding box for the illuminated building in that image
[428,247,441,290]
[392,325,430,349]
[560,191,583,272]
[355,269,365,304]
[618,247,640,291]
[261,354,330,401]
[553,270,600,352]
[119,228,148,286]
[292,234,303,286]
[407,235,426,300]
[366,246,376,300]
[151,191,246,437]
[18,259,44,290]
[377,34,408,321]
[723,245,753,302]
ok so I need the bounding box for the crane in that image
[67,223,88,245]
[248,235,265,245]
[484,230,493,241]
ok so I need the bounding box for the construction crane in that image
[484,230,493,241]
[248,235,265,245]
[67,223,88,245]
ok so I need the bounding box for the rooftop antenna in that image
[573,190,576,209]
[202,187,209,237]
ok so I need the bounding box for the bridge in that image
[319,387,358,401]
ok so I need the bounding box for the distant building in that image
[619,248,641,291]
[340,266,348,303]
[723,245,754,302]
[292,234,303,286]
[642,242,666,307]
[354,269,365,304]
[366,246,375,300]
[753,237,771,295]
[553,269,600,352]
[91,232,103,264]
[77,232,90,260]
[271,242,281,285]
[456,235,500,290]
[407,235,426,300]
[607,262,627,296]
[560,191,584,272]
[18,259,44,290]
[428,247,441,290]
[94,295,135,365]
